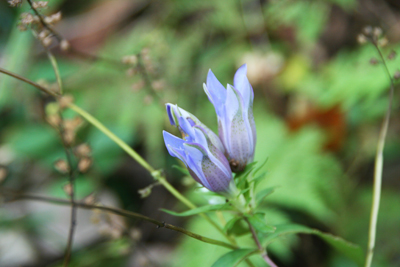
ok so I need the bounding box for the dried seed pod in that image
[59,95,74,109]
[47,114,61,128]
[122,55,138,65]
[60,39,70,51]
[75,144,91,157]
[54,159,70,174]
[388,50,397,60]
[78,157,92,173]
[357,34,367,44]
[63,183,73,196]
[83,193,96,205]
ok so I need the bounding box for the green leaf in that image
[223,217,248,236]
[172,165,189,175]
[253,158,269,176]
[263,224,364,266]
[211,248,259,267]
[255,187,277,206]
[247,213,276,233]
[161,203,232,217]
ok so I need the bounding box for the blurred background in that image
[0,0,399,266]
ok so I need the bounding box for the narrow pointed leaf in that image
[161,203,232,217]
[247,213,276,233]
[211,248,259,267]
[255,187,277,206]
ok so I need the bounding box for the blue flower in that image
[163,104,234,194]
[203,64,256,172]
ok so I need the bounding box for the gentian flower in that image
[163,104,234,194]
[203,64,256,172]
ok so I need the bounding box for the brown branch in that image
[0,189,237,250]
[0,67,58,97]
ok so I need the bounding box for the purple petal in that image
[233,64,253,110]
[166,104,176,126]
[204,70,227,117]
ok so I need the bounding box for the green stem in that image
[46,51,63,94]
[364,43,395,267]
[67,103,154,173]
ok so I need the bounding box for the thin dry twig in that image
[0,189,237,250]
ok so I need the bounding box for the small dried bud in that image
[78,157,92,173]
[373,27,383,38]
[122,55,138,65]
[75,144,91,157]
[21,13,35,25]
[151,80,165,91]
[38,29,50,40]
[357,34,367,44]
[63,183,73,196]
[131,80,145,92]
[378,37,388,47]
[54,159,70,174]
[8,0,23,7]
[32,1,48,9]
[141,47,150,56]
[63,117,83,132]
[83,193,96,205]
[0,166,8,184]
[394,70,400,80]
[44,11,62,24]
[60,39,70,51]
[363,26,373,36]
[17,24,27,31]
[47,114,61,128]
[388,50,397,60]
[59,95,74,109]
[63,130,75,145]
[42,36,52,47]
[138,186,152,198]
[126,68,138,76]
[369,57,379,65]
[143,95,153,105]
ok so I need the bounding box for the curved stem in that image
[364,44,395,267]
[245,218,278,267]
[1,189,236,250]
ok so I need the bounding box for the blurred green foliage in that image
[0,0,399,266]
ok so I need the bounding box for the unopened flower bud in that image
[204,64,256,172]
